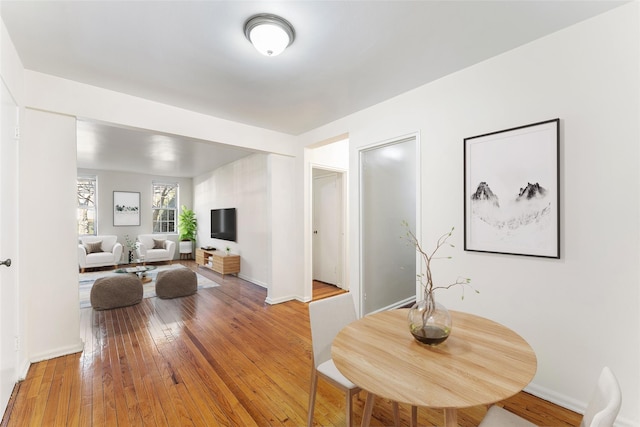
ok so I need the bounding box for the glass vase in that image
[407,291,452,345]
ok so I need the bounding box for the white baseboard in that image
[237,273,267,289]
[369,297,414,314]
[29,340,84,364]
[265,294,297,305]
[525,382,635,427]
[17,358,30,381]
[17,340,85,387]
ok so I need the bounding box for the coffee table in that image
[114,265,157,283]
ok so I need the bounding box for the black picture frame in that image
[113,191,140,226]
[464,119,560,258]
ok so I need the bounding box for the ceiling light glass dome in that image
[244,14,295,57]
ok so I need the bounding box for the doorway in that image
[312,167,346,298]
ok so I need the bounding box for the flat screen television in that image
[211,208,237,242]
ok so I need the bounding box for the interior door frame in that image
[310,164,348,291]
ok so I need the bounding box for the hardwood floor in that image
[2,261,582,426]
[312,280,346,300]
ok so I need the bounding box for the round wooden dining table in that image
[332,309,537,427]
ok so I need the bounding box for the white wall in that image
[78,168,193,260]
[299,4,639,426]
[309,138,349,170]
[21,109,84,362]
[194,154,269,287]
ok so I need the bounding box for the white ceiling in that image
[76,120,254,177]
[1,1,626,177]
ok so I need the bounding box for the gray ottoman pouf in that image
[155,268,198,299]
[90,274,143,310]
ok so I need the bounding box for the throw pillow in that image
[84,241,103,254]
[153,239,166,249]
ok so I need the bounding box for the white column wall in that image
[21,109,83,361]
[266,153,302,304]
[299,4,639,426]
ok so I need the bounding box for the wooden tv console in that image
[196,248,240,278]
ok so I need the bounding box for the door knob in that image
[0,259,11,267]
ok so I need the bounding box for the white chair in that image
[307,293,402,427]
[78,235,123,272]
[307,293,361,427]
[135,234,176,264]
[479,367,622,427]
[479,406,536,427]
[581,367,622,427]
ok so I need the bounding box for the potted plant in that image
[178,206,197,258]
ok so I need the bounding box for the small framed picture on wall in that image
[464,119,560,258]
[113,191,140,226]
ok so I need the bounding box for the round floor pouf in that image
[90,274,143,310]
[155,268,198,299]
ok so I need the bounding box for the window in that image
[152,182,178,233]
[77,175,97,235]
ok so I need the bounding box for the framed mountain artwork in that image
[464,119,560,258]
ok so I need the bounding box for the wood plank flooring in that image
[2,261,582,426]
[312,280,346,301]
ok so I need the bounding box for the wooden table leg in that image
[392,402,399,427]
[360,393,375,427]
[444,408,458,427]
[410,406,418,427]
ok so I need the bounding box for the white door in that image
[312,172,343,287]
[0,81,19,413]
[360,137,417,314]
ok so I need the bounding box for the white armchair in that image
[78,235,123,273]
[136,234,176,264]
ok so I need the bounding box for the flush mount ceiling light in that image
[244,14,295,57]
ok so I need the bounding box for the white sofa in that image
[136,234,176,264]
[78,235,123,272]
